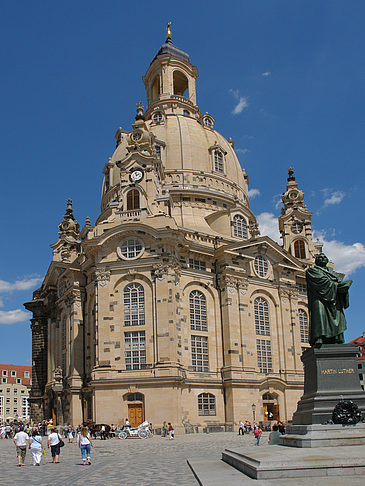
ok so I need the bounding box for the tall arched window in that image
[294,239,306,259]
[299,309,309,343]
[190,290,207,331]
[198,393,216,416]
[233,215,248,239]
[124,283,145,326]
[127,190,140,210]
[214,150,224,172]
[254,297,270,336]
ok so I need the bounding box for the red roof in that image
[0,364,32,385]
[348,335,365,360]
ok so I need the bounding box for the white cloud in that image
[323,191,345,207]
[236,148,249,154]
[248,188,261,199]
[0,298,3,308]
[232,97,248,115]
[0,277,42,292]
[256,212,281,243]
[262,71,271,77]
[313,231,365,276]
[0,309,30,325]
[229,89,248,115]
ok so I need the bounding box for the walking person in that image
[254,425,262,446]
[168,423,174,440]
[238,421,245,436]
[47,427,61,463]
[78,426,93,465]
[13,425,30,466]
[29,430,45,466]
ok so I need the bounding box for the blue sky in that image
[1,1,364,365]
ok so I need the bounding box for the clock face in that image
[130,170,143,182]
[289,191,298,199]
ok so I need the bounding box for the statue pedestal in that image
[292,344,365,425]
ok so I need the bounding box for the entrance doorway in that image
[128,403,143,427]
[262,393,279,421]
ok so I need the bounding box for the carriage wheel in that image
[118,431,128,439]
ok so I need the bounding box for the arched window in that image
[294,239,306,259]
[124,283,145,326]
[233,215,248,239]
[173,70,189,97]
[151,75,160,101]
[299,309,309,343]
[214,150,224,172]
[198,393,216,416]
[254,297,270,336]
[127,190,140,210]
[183,109,190,116]
[190,290,207,331]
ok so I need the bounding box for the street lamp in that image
[251,403,256,422]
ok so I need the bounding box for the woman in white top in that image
[29,430,45,466]
[78,426,93,465]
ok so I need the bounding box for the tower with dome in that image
[25,30,320,430]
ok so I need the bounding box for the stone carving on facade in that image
[63,289,82,308]
[54,366,63,383]
[152,263,169,280]
[95,267,111,288]
[238,279,249,296]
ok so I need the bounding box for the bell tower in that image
[278,167,321,262]
[142,23,199,117]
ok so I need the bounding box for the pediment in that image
[224,236,306,270]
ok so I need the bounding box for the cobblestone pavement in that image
[0,431,265,485]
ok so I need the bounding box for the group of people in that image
[11,424,93,467]
[161,421,174,439]
[238,420,286,446]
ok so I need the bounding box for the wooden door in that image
[272,404,280,421]
[128,404,143,427]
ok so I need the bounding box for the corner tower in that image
[278,167,321,262]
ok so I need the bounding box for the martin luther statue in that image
[306,253,352,346]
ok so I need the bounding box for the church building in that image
[25,32,322,431]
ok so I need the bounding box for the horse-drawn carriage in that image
[118,420,152,439]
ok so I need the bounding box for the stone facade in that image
[25,36,321,431]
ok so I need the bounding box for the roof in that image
[151,40,190,65]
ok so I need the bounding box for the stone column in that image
[29,317,48,422]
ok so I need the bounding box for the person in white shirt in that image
[47,427,61,463]
[29,430,44,466]
[13,426,30,466]
[78,426,93,465]
[238,421,245,436]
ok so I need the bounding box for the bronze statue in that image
[306,253,352,346]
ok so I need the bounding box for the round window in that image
[289,191,298,199]
[291,221,303,234]
[254,255,269,278]
[132,132,142,142]
[152,112,163,123]
[117,238,144,260]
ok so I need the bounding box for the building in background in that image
[25,32,323,430]
[348,332,365,390]
[0,364,31,423]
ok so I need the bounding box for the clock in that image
[289,191,298,199]
[130,169,144,182]
[132,132,142,142]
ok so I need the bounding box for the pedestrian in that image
[168,422,174,440]
[47,427,61,463]
[254,426,262,446]
[162,421,167,438]
[13,425,29,466]
[78,426,93,465]
[67,425,73,443]
[29,430,45,466]
[100,424,106,440]
[238,421,244,436]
